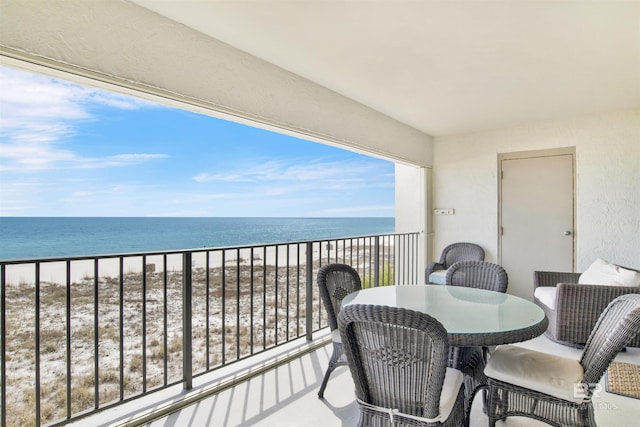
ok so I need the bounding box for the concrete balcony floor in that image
[73,332,640,427]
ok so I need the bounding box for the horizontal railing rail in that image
[0,232,420,427]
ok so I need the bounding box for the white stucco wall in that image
[0,0,432,166]
[395,164,432,277]
[395,165,430,234]
[432,109,640,271]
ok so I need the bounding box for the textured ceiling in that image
[131,0,640,136]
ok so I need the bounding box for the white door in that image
[500,150,574,300]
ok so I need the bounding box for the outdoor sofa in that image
[533,258,640,347]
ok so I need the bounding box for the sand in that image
[1,238,395,426]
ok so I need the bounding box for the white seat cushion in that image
[534,286,557,310]
[331,328,342,343]
[355,367,463,423]
[485,345,585,403]
[438,368,464,421]
[428,269,448,285]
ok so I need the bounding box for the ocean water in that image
[0,217,395,260]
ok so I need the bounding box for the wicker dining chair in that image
[485,294,640,427]
[316,263,361,398]
[445,260,509,415]
[338,304,466,427]
[445,260,508,293]
[425,242,485,284]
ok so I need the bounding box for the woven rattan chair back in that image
[446,261,508,293]
[316,263,361,398]
[339,304,462,426]
[426,242,485,284]
[580,293,640,389]
[441,243,485,269]
[318,264,362,332]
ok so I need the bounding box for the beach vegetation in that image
[361,263,395,288]
[2,239,395,426]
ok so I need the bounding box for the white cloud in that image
[0,66,150,123]
[74,153,168,169]
[188,158,393,213]
[0,141,168,171]
[1,67,98,146]
[193,172,252,183]
[72,191,94,197]
[318,205,394,215]
[193,159,382,186]
[0,65,164,171]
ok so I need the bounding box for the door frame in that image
[497,146,576,271]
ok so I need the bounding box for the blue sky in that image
[0,65,394,217]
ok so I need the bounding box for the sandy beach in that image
[1,238,396,427]
[2,238,383,285]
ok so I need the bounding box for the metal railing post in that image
[0,265,5,427]
[374,236,380,287]
[35,263,41,427]
[182,252,193,390]
[305,242,313,341]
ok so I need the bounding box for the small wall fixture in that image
[433,208,455,215]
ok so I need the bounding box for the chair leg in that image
[487,384,500,427]
[318,342,344,399]
[318,364,334,399]
[482,387,488,414]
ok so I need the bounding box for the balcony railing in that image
[0,232,420,427]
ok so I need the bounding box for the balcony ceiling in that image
[130,0,639,137]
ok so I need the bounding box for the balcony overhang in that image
[0,0,433,167]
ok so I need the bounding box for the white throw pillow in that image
[578,258,640,287]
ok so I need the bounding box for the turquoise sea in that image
[0,217,395,260]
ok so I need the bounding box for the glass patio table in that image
[341,284,548,346]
